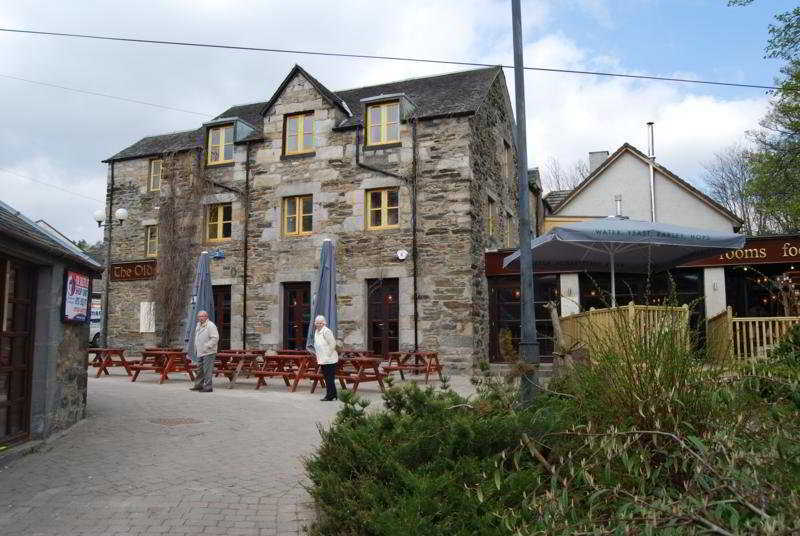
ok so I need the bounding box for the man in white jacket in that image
[191,310,219,393]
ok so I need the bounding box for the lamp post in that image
[93,207,128,347]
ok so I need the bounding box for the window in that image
[284,195,313,236]
[207,125,234,165]
[207,203,233,241]
[488,197,497,237]
[148,159,162,191]
[285,112,314,155]
[505,212,514,248]
[145,225,159,257]
[366,188,400,230]
[366,101,400,146]
[503,140,513,179]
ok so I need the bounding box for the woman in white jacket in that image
[313,315,339,401]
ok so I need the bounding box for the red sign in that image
[110,260,157,281]
[683,236,800,268]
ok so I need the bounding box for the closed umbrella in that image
[183,251,215,358]
[307,239,338,353]
[503,217,745,306]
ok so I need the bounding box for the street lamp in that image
[93,208,128,227]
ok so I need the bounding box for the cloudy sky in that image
[0,0,790,243]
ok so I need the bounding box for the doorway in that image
[283,282,311,350]
[0,257,36,445]
[212,285,231,351]
[367,278,399,357]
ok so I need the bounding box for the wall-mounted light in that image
[396,249,409,261]
[93,208,128,228]
[211,249,225,260]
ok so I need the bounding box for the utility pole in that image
[512,0,540,404]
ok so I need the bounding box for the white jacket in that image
[194,320,220,357]
[313,326,339,365]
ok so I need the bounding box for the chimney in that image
[588,151,609,173]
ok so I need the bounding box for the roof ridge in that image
[333,65,500,94]
[140,128,199,139]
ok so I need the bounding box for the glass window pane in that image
[370,210,382,227]
[387,208,399,226]
[287,216,296,233]
[388,189,398,207]
[302,215,312,232]
[209,206,219,223]
[222,222,231,237]
[287,135,297,152]
[223,204,232,221]
[386,124,399,141]
[303,132,313,149]
[287,117,298,133]
[208,224,218,239]
[369,126,381,144]
[303,115,313,134]
[152,176,160,190]
[369,106,381,125]
[224,144,233,160]
[210,148,220,162]
[370,191,382,208]
[388,103,399,122]
[211,129,220,145]
[286,197,296,215]
[302,197,312,215]
[223,126,233,141]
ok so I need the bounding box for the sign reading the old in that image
[110,260,157,281]
[684,236,800,267]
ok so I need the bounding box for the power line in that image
[0,167,105,203]
[0,73,213,117]
[0,27,782,92]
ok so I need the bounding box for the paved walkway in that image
[0,369,468,536]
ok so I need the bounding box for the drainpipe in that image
[647,122,656,222]
[242,143,251,348]
[101,161,114,347]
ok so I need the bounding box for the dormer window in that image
[207,124,234,165]
[285,112,314,155]
[366,101,400,146]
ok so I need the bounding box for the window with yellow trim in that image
[283,195,313,236]
[505,212,514,248]
[488,197,496,237]
[366,188,400,230]
[145,225,159,257]
[207,125,234,165]
[285,112,314,155]
[207,203,232,241]
[503,140,513,179]
[366,101,400,146]
[148,159,162,191]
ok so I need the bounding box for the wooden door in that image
[283,283,311,350]
[0,258,36,445]
[367,278,399,357]
[212,285,231,351]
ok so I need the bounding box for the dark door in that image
[283,283,311,350]
[489,274,559,363]
[212,285,231,351]
[367,278,399,357]
[0,258,36,445]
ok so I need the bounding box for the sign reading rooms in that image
[685,237,800,267]
[110,260,157,281]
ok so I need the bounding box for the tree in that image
[540,156,588,193]
[702,144,775,234]
[729,1,800,61]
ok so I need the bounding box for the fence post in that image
[627,301,635,329]
[725,306,734,360]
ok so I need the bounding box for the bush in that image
[306,322,800,535]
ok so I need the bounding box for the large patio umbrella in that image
[307,239,338,354]
[183,251,215,358]
[503,217,745,306]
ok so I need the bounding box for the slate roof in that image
[0,201,103,272]
[105,65,502,162]
[543,189,573,211]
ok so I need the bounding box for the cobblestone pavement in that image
[0,369,471,536]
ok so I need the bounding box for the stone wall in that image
[48,321,88,434]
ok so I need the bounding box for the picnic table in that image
[384,351,443,383]
[334,355,385,393]
[129,350,195,384]
[87,347,131,377]
[253,353,307,391]
[215,350,264,388]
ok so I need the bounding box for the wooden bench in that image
[87,347,131,377]
[215,351,263,388]
[129,350,195,384]
[384,351,443,383]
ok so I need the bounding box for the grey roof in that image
[105,65,503,162]
[543,189,573,211]
[0,201,103,272]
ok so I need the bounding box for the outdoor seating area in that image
[706,306,800,360]
[86,346,442,394]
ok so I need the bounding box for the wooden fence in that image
[559,302,690,355]
[706,306,800,360]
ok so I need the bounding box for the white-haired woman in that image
[313,315,339,401]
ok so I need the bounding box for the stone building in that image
[102,65,537,370]
[0,201,102,447]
